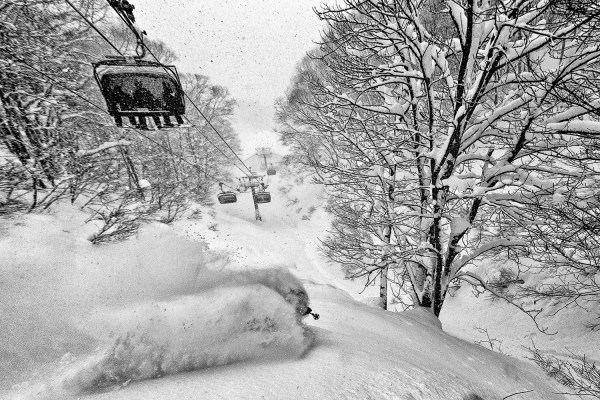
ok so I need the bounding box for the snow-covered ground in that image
[0,167,570,399]
[441,279,600,364]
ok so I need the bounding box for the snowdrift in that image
[0,207,313,399]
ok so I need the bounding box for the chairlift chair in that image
[255,191,271,204]
[217,182,237,204]
[218,191,237,204]
[266,167,276,176]
[93,57,188,130]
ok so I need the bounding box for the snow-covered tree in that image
[127,74,239,224]
[1,0,241,240]
[0,0,112,211]
[180,73,239,201]
[278,0,600,318]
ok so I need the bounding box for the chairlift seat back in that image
[218,192,237,204]
[255,192,271,204]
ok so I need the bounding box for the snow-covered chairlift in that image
[93,57,189,130]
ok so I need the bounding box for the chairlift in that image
[255,191,271,204]
[218,191,237,204]
[266,167,276,176]
[92,57,188,130]
[217,182,237,204]
[254,182,271,204]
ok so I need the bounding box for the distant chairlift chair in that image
[93,58,188,130]
[255,183,271,204]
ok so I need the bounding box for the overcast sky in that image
[136,1,326,156]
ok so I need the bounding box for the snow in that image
[545,120,600,134]
[448,1,467,44]
[450,216,471,238]
[442,275,600,365]
[0,168,567,400]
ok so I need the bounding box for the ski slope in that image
[0,168,565,399]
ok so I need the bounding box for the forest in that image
[1,0,240,243]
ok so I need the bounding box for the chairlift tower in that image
[218,173,271,221]
[256,147,271,170]
[256,147,276,175]
[250,184,261,221]
[240,172,269,221]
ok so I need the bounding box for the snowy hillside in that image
[243,153,284,174]
[0,167,567,400]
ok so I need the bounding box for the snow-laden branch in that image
[76,140,131,157]
[455,270,553,334]
[451,239,528,275]
[544,121,600,136]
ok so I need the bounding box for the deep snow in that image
[0,168,568,399]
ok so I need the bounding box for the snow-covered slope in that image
[441,278,600,363]
[243,153,284,173]
[84,286,563,400]
[0,168,565,399]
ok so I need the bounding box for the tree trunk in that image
[379,264,388,310]
[379,223,393,310]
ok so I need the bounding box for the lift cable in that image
[64,0,252,177]
[147,46,254,175]
[104,0,255,176]
[64,0,124,56]
[7,49,239,192]
[105,0,146,57]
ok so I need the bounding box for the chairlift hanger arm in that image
[65,0,123,55]
[107,0,146,57]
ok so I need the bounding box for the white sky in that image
[136,0,326,157]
